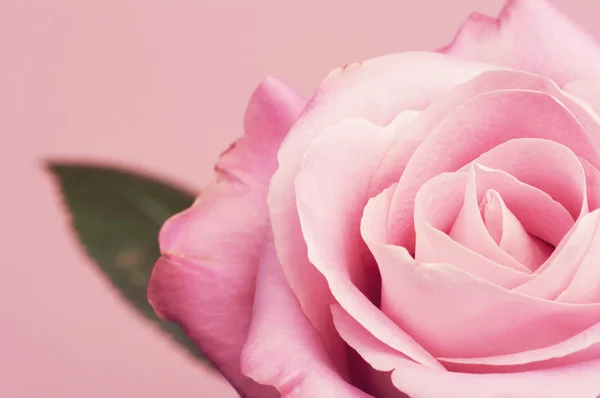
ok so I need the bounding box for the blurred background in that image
[0,0,596,397]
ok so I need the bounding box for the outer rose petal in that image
[268,52,500,365]
[240,237,373,398]
[147,77,306,398]
[441,0,600,85]
[333,305,600,398]
[294,119,441,369]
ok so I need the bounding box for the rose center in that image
[477,189,554,270]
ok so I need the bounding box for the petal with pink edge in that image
[447,169,534,271]
[149,256,278,398]
[404,70,600,149]
[147,77,305,398]
[241,238,373,398]
[441,0,600,85]
[365,232,600,358]
[580,158,600,211]
[462,138,588,219]
[514,211,600,300]
[557,215,600,304]
[410,164,573,284]
[412,173,533,287]
[294,119,441,369]
[439,320,600,373]
[478,189,551,269]
[333,304,600,398]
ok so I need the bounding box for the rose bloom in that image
[148,1,600,397]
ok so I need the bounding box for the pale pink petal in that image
[461,138,588,219]
[440,321,600,373]
[403,70,600,159]
[294,120,441,369]
[267,53,499,358]
[368,110,422,196]
[581,157,600,211]
[412,173,533,287]
[382,69,575,153]
[441,0,600,85]
[381,194,600,373]
[447,169,531,272]
[295,119,395,300]
[367,238,600,358]
[147,77,305,398]
[480,190,503,244]
[411,165,572,285]
[470,165,574,247]
[333,305,600,398]
[388,89,599,252]
[557,215,600,304]
[149,256,277,398]
[480,190,552,269]
[240,238,372,398]
[514,211,600,299]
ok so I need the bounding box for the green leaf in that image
[47,161,211,367]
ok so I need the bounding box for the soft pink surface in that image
[2,0,598,397]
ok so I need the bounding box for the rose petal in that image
[149,256,277,398]
[412,173,533,287]
[556,215,600,304]
[479,190,552,269]
[267,53,499,359]
[333,304,600,398]
[480,190,503,244]
[294,119,441,369]
[439,320,600,373]
[513,211,600,299]
[365,230,600,358]
[581,157,600,211]
[417,70,600,147]
[411,165,572,285]
[461,138,588,220]
[470,165,574,248]
[147,77,305,398]
[388,89,599,252]
[440,0,600,85]
[368,110,422,196]
[447,168,532,272]
[295,119,396,300]
[240,237,373,398]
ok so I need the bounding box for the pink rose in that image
[148,1,600,397]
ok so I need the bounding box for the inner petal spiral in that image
[414,164,575,283]
[478,189,553,270]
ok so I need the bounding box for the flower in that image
[147,1,600,397]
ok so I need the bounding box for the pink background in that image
[1,0,596,397]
